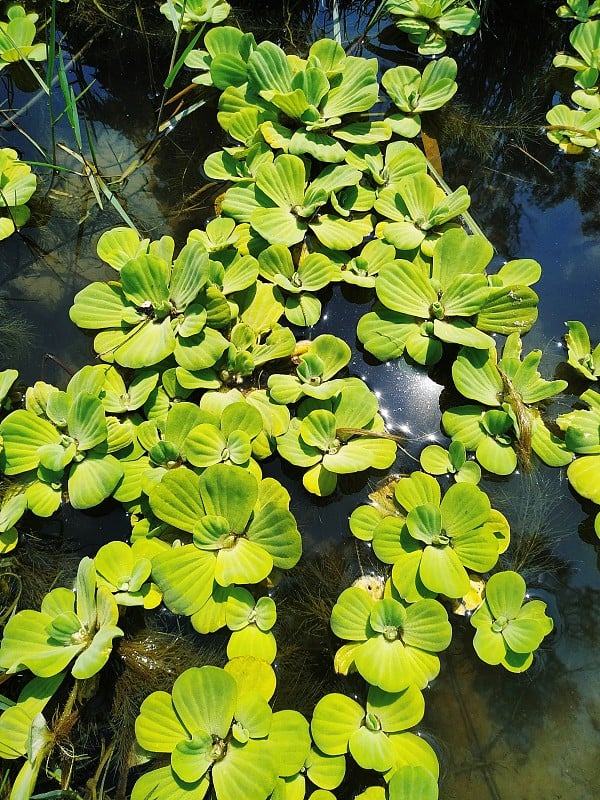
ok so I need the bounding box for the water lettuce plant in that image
[384,0,480,55]
[564,320,600,379]
[382,58,458,138]
[349,472,510,601]
[355,766,439,800]
[267,334,351,405]
[358,229,540,365]
[330,586,452,691]
[0,492,26,554]
[226,587,277,663]
[231,38,388,162]
[276,378,397,496]
[557,388,600,514]
[0,147,37,240]
[94,539,164,608]
[419,440,481,484]
[147,464,301,623]
[159,0,230,31]
[470,571,553,672]
[0,5,47,72]
[0,365,130,511]
[557,0,600,21]
[443,334,571,474]
[133,665,281,800]
[257,245,340,326]
[311,685,438,778]
[69,228,234,371]
[545,104,600,152]
[221,153,374,250]
[185,25,256,88]
[0,557,123,679]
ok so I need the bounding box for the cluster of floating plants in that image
[548,0,600,150]
[0,2,598,800]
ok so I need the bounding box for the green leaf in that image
[66,453,121,508]
[311,693,363,755]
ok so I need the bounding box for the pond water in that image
[1,1,600,798]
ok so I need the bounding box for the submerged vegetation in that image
[0,1,598,799]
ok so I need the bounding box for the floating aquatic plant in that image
[0,556,123,679]
[132,664,302,800]
[382,57,458,138]
[557,389,600,519]
[557,0,600,21]
[330,586,452,691]
[0,5,47,73]
[0,365,130,511]
[0,147,37,240]
[185,25,256,88]
[355,765,439,800]
[443,334,571,474]
[419,440,481,484]
[223,37,388,163]
[564,320,600,379]
[276,378,397,496]
[311,685,437,778]
[545,104,600,152]
[470,570,553,672]
[94,539,164,608]
[358,229,540,365]
[267,334,351,405]
[384,0,480,55]
[225,588,277,663]
[147,464,301,623]
[69,228,234,371]
[221,153,373,250]
[159,0,231,31]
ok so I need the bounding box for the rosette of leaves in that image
[159,0,230,31]
[94,540,164,608]
[381,57,458,138]
[147,464,301,621]
[330,586,452,691]
[221,153,374,250]
[0,147,37,240]
[99,365,160,414]
[243,38,389,163]
[443,335,571,475]
[185,25,256,88]
[564,320,600,379]
[0,673,65,800]
[132,665,281,800]
[386,472,501,600]
[332,238,396,288]
[0,557,123,679]
[374,173,470,256]
[257,245,339,326]
[545,104,600,152]
[348,473,510,602]
[470,571,553,672]
[345,141,428,206]
[198,387,291,460]
[553,20,600,101]
[0,5,47,71]
[557,1,600,21]
[69,228,231,371]
[0,366,130,511]
[268,334,351,405]
[359,229,539,365]
[355,766,439,800]
[557,388,600,509]
[419,440,481,484]
[311,685,438,780]
[276,378,397,496]
[226,587,277,663]
[185,400,265,479]
[384,0,480,55]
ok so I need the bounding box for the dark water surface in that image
[1,1,599,798]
